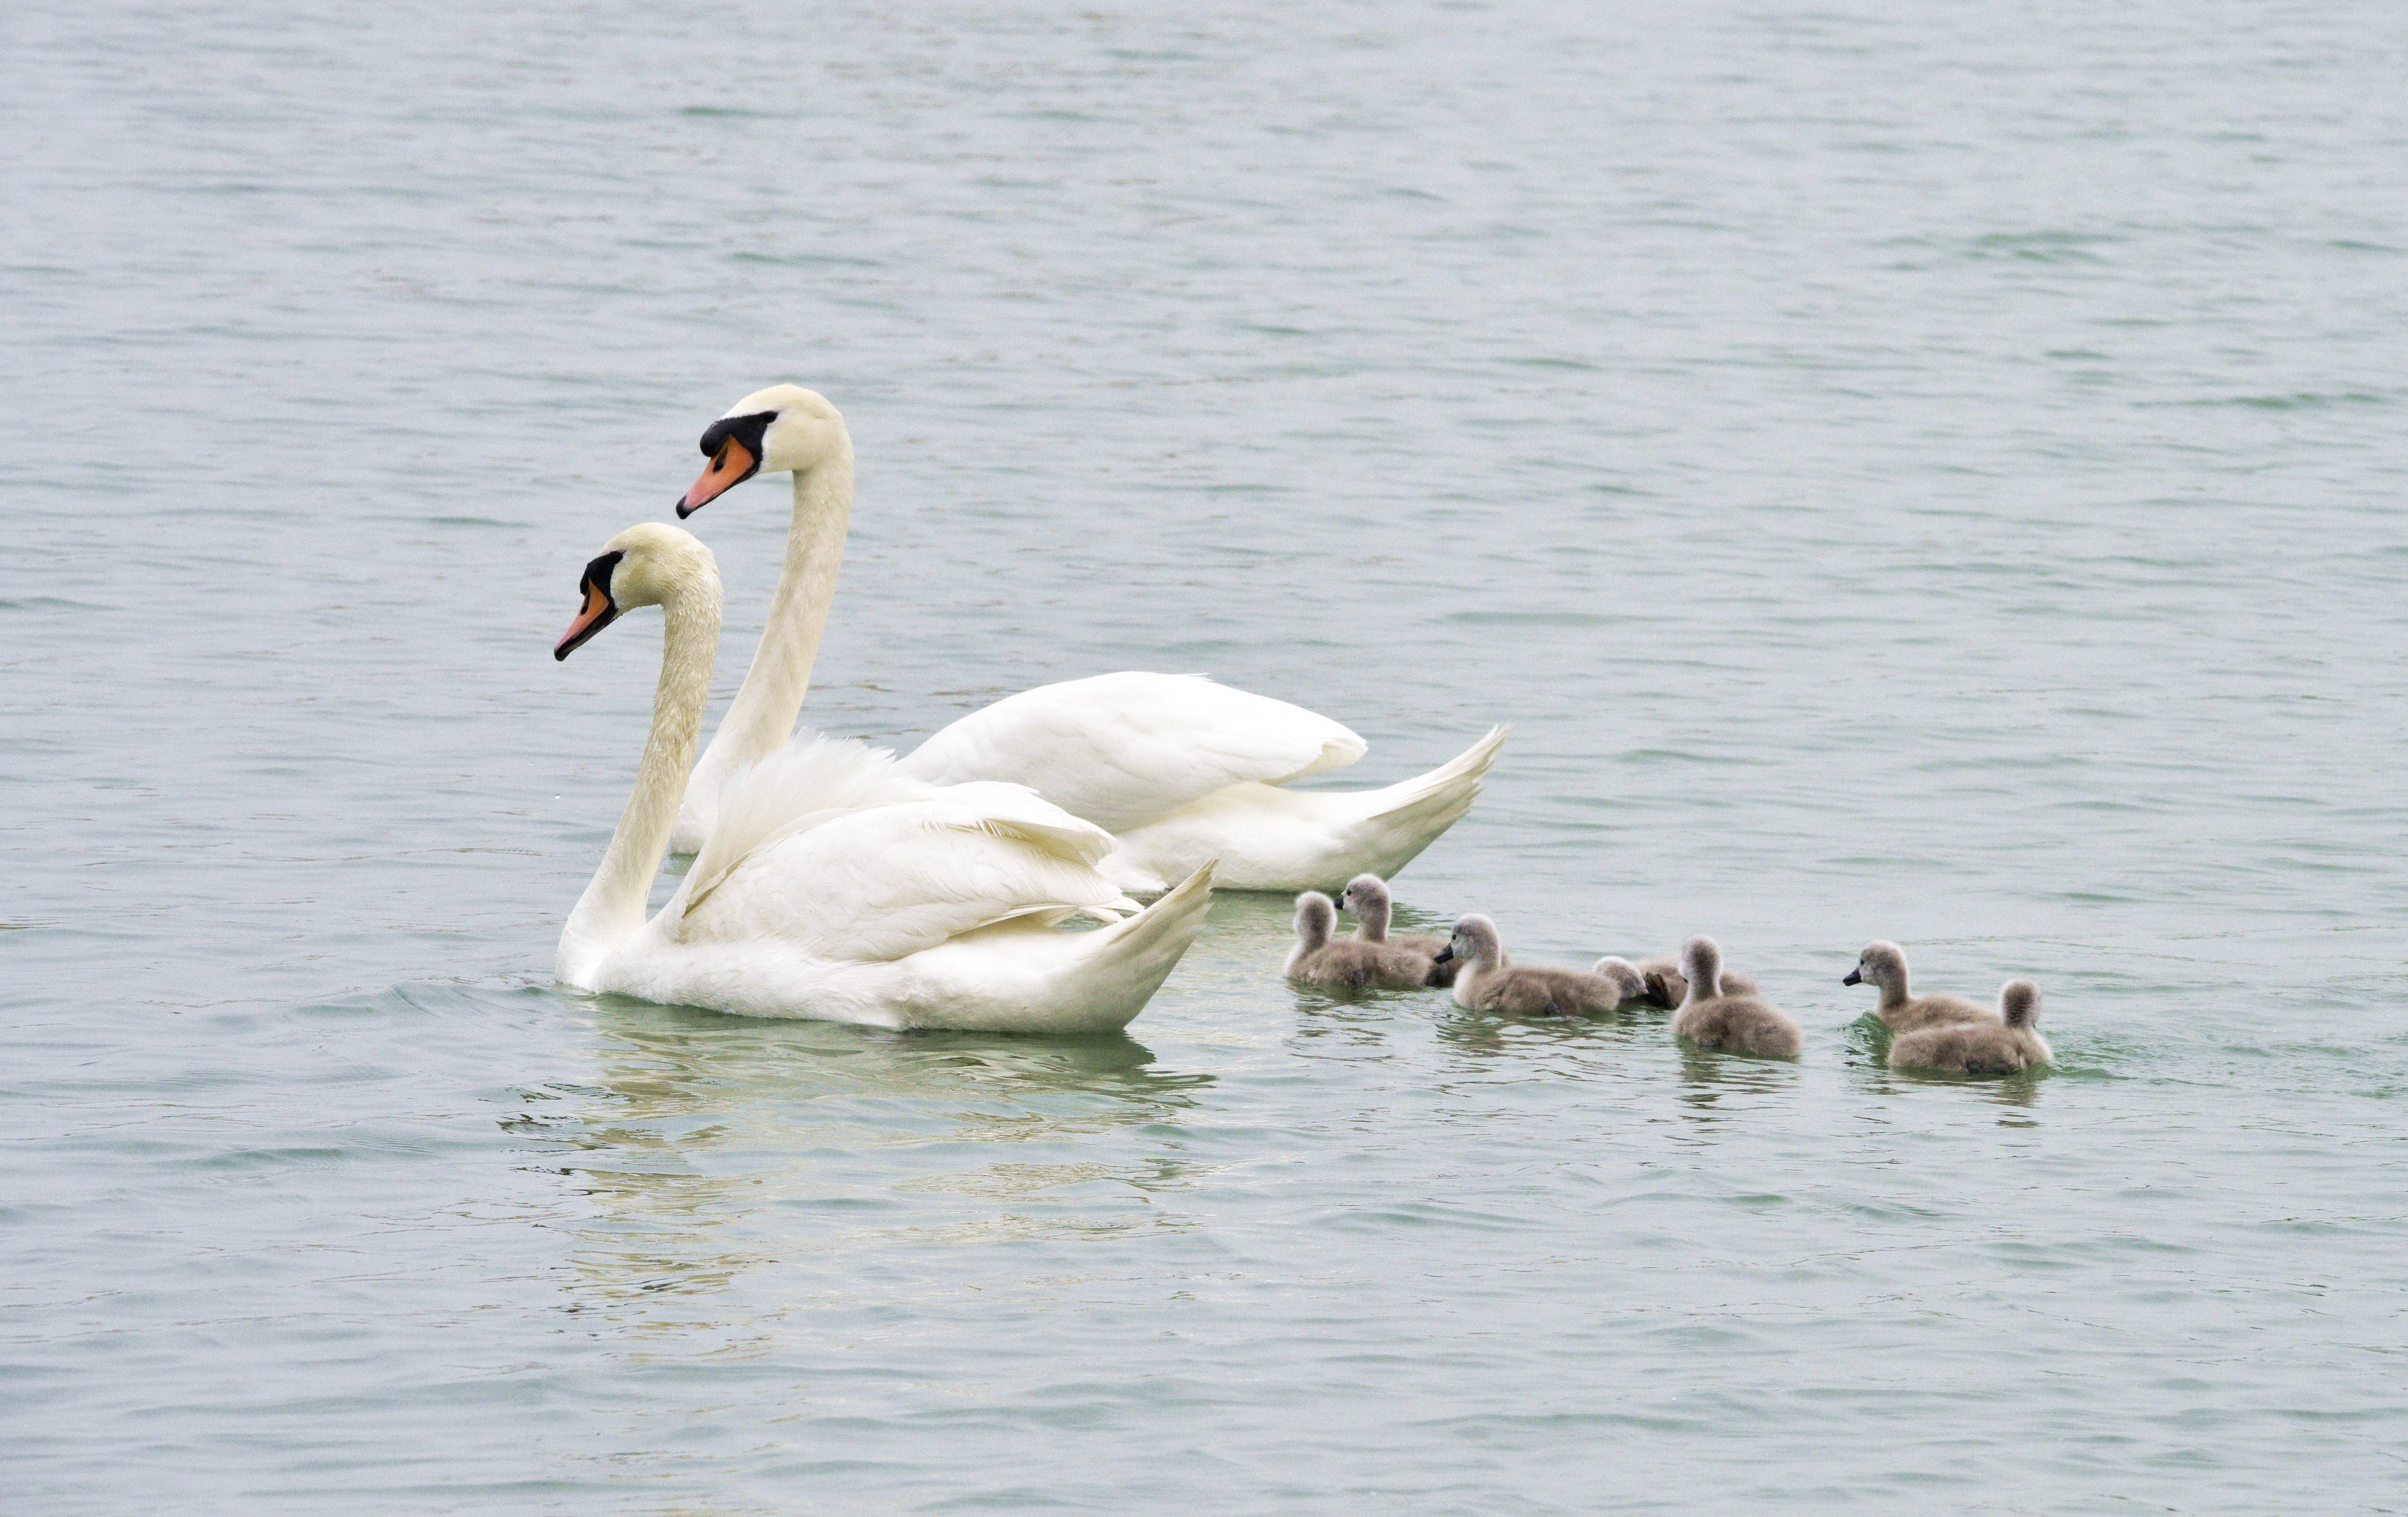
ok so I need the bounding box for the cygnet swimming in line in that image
[1286,891,1440,990]
[1335,873,1455,988]
[1621,952,1759,1011]
[1433,914,1648,1017]
[1890,980,2052,1075]
[1670,935,1802,1058]
[1843,940,1998,1034]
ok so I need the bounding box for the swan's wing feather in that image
[681,733,937,912]
[677,792,1137,963]
[915,780,1121,868]
[896,672,1366,833]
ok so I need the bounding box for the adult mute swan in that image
[670,383,1509,892]
[552,522,1216,1034]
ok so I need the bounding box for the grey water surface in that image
[6,0,2407,1511]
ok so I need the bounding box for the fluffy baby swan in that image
[1335,873,1454,987]
[1622,952,1758,1010]
[1890,980,2052,1075]
[1287,892,1440,990]
[1843,940,1998,1034]
[1670,935,1802,1058]
[1433,914,1648,1017]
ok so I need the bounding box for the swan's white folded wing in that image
[674,784,1138,964]
[680,733,938,912]
[895,672,1367,833]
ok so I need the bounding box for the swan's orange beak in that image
[678,436,759,518]
[554,579,619,661]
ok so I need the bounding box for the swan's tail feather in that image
[1062,857,1217,1029]
[1326,724,1509,880]
[1089,727,1507,893]
[1360,724,1507,818]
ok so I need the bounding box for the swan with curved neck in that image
[671,385,854,852]
[553,520,1216,1033]
[672,383,1509,890]
[555,524,723,985]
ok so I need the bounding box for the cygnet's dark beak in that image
[1842,968,1862,986]
[1432,944,1456,965]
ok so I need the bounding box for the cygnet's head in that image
[1434,913,1502,968]
[1843,940,1908,992]
[554,523,719,660]
[1293,891,1337,947]
[1679,934,1723,997]
[2000,979,2042,1029]
[1593,955,1647,1005]
[678,384,850,517]
[1335,874,1392,918]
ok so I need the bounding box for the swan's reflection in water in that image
[1672,1041,1804,1123]
[545,996,1216,1309]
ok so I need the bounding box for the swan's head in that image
[1334,874,1392,918]
[554,522,719,660]
[1844,940,1907,992]
[1433,913,1501,969]
[678,384,849,517]
[1679,934,1722,998]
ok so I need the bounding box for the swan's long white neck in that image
[683,447,854,826]
[558,581,722,988]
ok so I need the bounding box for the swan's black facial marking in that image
[554,550,626,661]
[697,411,777,460]
[582,550,624,598]
[678,411,776,517]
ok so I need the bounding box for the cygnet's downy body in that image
[1435,915,1648,1017]
[1625,952,1759,1011]
[1890,980,2052,1075]
[1670,936,1802,1058]
[1286,892,1441,990]
[1843,940,1998,1034]
[1335,873,1453,987]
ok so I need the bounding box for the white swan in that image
[552,522,1216,1034]
[670,384,1509,891]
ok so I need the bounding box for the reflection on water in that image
[1428,1004,1650,1063]
[539,996,1218,1306]
[1885,1065,2047,1112]
[1671,1042,1806,1122]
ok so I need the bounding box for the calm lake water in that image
[6,0,2407,1511]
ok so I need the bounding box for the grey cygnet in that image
[1435,914,1648,1016]
[1669,935,1802,1059]
[1287,891,1440,990]
[1623,952,1759,1010]
[1844,940,1998,1033]
[1334,873,1453,987]
[1890,980,2052,1075]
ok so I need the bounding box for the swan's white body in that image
[670,386,1507,890]
[558,524,1214,1034]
